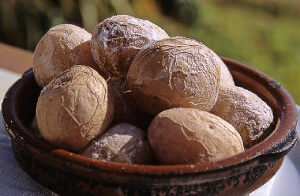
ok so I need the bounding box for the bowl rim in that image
[1,57,298,176]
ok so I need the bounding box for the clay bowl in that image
[1,57,298,196]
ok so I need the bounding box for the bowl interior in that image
[2,57,298,175]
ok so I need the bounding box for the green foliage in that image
[186,1,300,104]
[0,0,299,103]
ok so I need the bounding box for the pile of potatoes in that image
[32,15,273,165]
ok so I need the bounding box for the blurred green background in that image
[1,0,299,104]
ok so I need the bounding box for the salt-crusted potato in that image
[216,55,235,86]
[31,15,273,166]
[211,86,274,148]
[30,116,43,139]
[127,36,221,114]
[148,107,244,165]
[91,14,169,78]
[81,123,156,164]
[36,65,114,152]
[33,24,100,87]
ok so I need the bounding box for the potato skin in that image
[148,107,244,165]
[81,123,156,164]
[91,15,169,78]
[216,55,235,86]
[211,86,274,148]
[33,24,100,87]
[127,36,221,114]
[36,65,114,152]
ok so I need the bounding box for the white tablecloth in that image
[0,68,57,195]
[0,69,299,195]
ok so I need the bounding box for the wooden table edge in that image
[0,42,33,74]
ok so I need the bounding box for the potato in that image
[107,78,154,130]
[148,107,244,165]
[127,36,221,114]
[29,116,43,139]
[216,55,235,86]
[33,24,101,88]
[91,14,169,78]
[211,86,274,148]
[81,123,156,164]
[36,65,114,152]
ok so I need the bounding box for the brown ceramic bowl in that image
[1,57,298,196]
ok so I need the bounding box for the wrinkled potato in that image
[91,14,169,78]
[31,15,273,167]
[81,123,156,164]
[107,78,154,130]
[211,86,274,148]
[36,65,114,152]
[148,107,244,165]
[127,36,221,114]
[33,24,101,87]
[30,116,43,139]
[216,56,235,86]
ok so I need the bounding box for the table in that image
[0,43,33,74]
[0,43,57,195]
[0,42,299,196]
